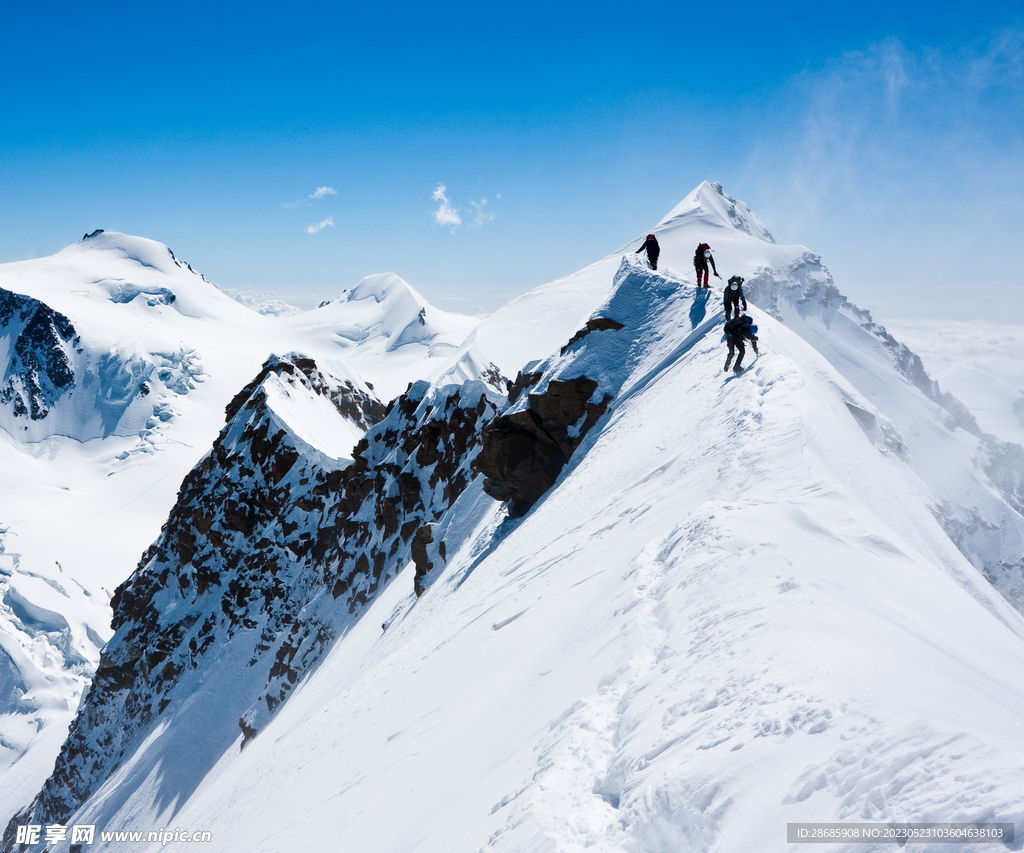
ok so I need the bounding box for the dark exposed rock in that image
[507,369,542,405]
[0,288,81,420]
[475,376,612,517]
[411,524,435,597]
[481,362,511,394]
[560,317,625,355]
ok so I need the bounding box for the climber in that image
[694,242,719,288]
[724,275,747,320]
[723,314,759,373]
[635,233,660,270]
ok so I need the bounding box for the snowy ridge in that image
[738,259,1024,609]
[448,182,1024,613]
[655,180,776,243]
[50,253,1023,853]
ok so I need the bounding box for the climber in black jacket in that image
[635,233,660,270]
[723,314,759,373]
[724,275,747,320]
[693,242,719,288]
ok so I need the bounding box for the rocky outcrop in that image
[4,357,501,839]
[560,318,624,354]
[475,376,612,517]
[0,289,81,420]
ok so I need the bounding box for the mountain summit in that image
[655,180,776,243]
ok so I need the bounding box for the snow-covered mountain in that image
[0,232,482,829]
[5,186,1024,852]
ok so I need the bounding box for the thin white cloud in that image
[469,198,496,229]
[307,217,335,235]
[432,184,462,228]
[284,186,338,208]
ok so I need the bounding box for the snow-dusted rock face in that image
[0,289,81,422]
[0,232,485,830]
[475,370,613,517]
[3,355,501,841]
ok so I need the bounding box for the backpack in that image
[725,315,757,341]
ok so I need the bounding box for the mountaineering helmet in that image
[704,249,712,258]
[730,282,739,290]
[647,233,655,239]
[750,325,758,334]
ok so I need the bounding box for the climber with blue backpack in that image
[723,314,759,373]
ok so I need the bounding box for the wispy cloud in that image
[431,185,498,230]
[284,186,338,208]
[307,217,334,235]
[432,184,462,228]
[737,28,1024,319]
[469,198,496,229]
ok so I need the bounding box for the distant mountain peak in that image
[66,230,212,284]
[656,181,776,244]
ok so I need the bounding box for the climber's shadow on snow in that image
[689,287,710,329]
[722,354,760,383]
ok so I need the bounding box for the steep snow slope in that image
[30,257,1024,853]
[446,182,1024,611]
[0,233,479,827]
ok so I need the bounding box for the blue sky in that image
[2,0,1022,319]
